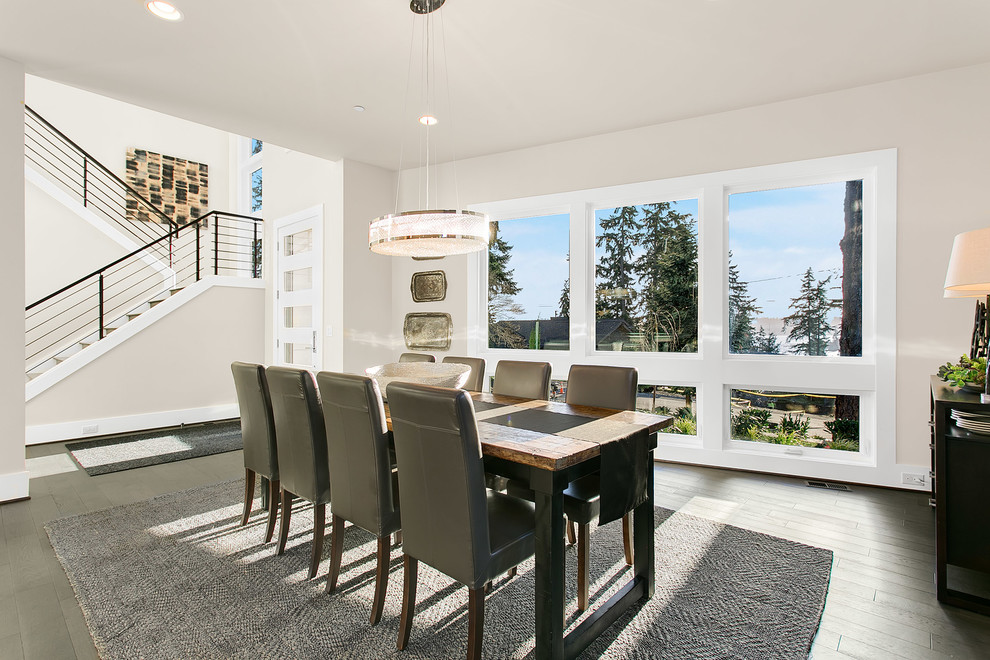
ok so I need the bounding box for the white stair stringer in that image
[25,164,176,287]
[25,276,263,402]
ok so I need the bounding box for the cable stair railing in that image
[26,210,263,381]
[24,105,179,263]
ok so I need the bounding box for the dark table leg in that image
[532,469,566,660]
[633,446,655,597]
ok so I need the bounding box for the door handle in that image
[312,330,317,354]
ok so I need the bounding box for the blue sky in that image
[729,181,848,318]
[493,183,852,321]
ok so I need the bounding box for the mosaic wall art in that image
[125,148,209,224]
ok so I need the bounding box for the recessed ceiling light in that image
[147,1,183,21]
[353,105,365,112]
[419,115,438,126]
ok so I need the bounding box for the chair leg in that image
[309,503,326,579]
[326,514,345,593]
[508,566,517,578]
[566,518,576,545]
[397,555,418,651]
[277,489,293,555]
[577,522,590,612]
[622,512,634,566]
[370,535,390,626]
[264,479,280,544]
[240,469,255,526]
[467,586,485,660]
[394,530,402,546]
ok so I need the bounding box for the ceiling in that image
[3,0,990,170]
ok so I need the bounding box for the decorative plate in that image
[410,270,447,302]
[403,312,452,350]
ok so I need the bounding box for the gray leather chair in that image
[387,382,535,660]
[508,364,639,612]
[442,356,486,392]
[398,352,435,363]
[316,371,400,625]
[266,366,331,579]
[230,361,280,543]
[492,360,551,400]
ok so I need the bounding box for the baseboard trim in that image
[26,404,240,446]
[0,470,30,503]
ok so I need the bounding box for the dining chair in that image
[230,361,280,543]
[398,352,435,363]
[441,356,486,392]
[387,381,535,660]
[508,363,638,612]
[266,366,331,579]
[316,371,400,625]
[491,360,551,400]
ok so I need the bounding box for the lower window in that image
[729,388,860,452]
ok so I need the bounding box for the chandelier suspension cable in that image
[393,18,418,215]
[439,8,460,212]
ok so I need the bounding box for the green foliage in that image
[752,326,781,354]
[824,437,860,452]
[651,405,673,415]
[824,418,859,442]
[595,206,641,325]
[731,408,771,436]
[487,221,526,349]
[784,267,836,356]
[778,413,810,437]
[670,416,697,435]
[637,203,698,351]
[728,253,761,353]
[937,355,987,388]
[488,221,520,298]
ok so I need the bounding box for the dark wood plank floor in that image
[3,442,987,659]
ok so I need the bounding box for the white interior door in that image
[273,208,322,369]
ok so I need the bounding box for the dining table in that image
[384,390,672,660]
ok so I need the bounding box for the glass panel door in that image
[274,214,321,369]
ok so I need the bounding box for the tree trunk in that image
[837,180,863,421]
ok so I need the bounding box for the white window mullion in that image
[698,183,724,451]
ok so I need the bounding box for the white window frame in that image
[238,137,263,216]
[468,149,897,486]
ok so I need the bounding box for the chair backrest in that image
[387,381,491,589]
[492,360,552,400]
[316,371,398,536]
[565,364,638,411]
[399,352,435,363]
[230,361,279,480]
[441,356,487,392]
[266,366,331,505]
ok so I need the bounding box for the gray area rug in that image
[66,420,242,476]
[46,479,832,659]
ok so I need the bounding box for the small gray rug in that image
[46,480,832,659]
[65,421,242,476]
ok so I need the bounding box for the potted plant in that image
[937,355,988,393]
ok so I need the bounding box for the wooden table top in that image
[385,391,672,471]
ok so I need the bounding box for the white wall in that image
[393,61,990,476]
[26,284,264,438]
[26,76,233,208]
[0,58,27,501]
[25,176,129,303]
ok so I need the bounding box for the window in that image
[594,200,698,352]
[727,181,862,357]
[470,150,895,484]
[238,137,263,216]
[487,214,570,350]
[250,168,263,213]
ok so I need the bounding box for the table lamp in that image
[944,227,990,400]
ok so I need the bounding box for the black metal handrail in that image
[26,210,263,372]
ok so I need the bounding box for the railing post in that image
[252,221,259,278]
[195,222,201,282]
[169,228,173,268]
[82,159,88,207]
[214,213,219,276]
[98,273,104,339]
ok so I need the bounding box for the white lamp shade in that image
[369,209,489,258]
[944,227,990,296]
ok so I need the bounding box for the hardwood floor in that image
[3,443,986,659]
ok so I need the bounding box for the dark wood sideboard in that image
[929,376,990,616]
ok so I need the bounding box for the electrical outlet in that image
[901,472,927,486]
[82,424,99,435]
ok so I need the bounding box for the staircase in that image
[24,108,263,382]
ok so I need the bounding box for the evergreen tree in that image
[595,206,642,326]
[636,203,698,351]
[488,221,525,348]
[727,252,761,353]
[558,252,570,318]
[784,268,835,356]
[752,326,781,354]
